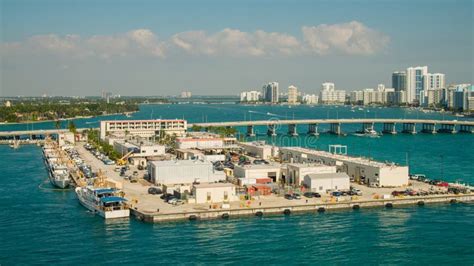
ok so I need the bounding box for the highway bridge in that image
[0,118,473,138]
[191,118,474,136]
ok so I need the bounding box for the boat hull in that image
[75,187,130,219]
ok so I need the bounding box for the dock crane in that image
[116,151,134,166]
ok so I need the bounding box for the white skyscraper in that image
[423,73,445,90]
[240,90,261,102]
[320,82,345,104]
[406,66,428,104]
[287,85,298,104]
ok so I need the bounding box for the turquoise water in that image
[1,104,473,264]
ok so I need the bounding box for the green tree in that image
[54,120,61,129]
[68,120,77,133]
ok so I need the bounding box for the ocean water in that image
[1,104,473,264]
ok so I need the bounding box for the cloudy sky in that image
[1,0,472,96]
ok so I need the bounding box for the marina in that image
[37,125,472,224]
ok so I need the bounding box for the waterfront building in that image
[192,183,238,204]
[279,147,409,187]
[180,91,192,98]
[303,172,350,193]
[423,73,445,90]
[320,82,346,104]
[406,66,428,104]
[175,149,225,162]
[148,160,226,185]
[233,164,282,183]
[113,140,166,166]
[262,82,279,103]
[176,132,238,150]
[286,163,337,186]
[240,90,261,102]
[392,71,406,92]
[287,85,298,105]
[239,141,279,160]
[426,88,444,107]
[99,119,187,140]
[302,94,318,104]
[350,90,364,104]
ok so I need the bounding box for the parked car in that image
[172,200,185,206]
[148,187,163,195]
[303,192,314,198]
[332,191,342,197]
[253,159,269,165]
[292,193,302,200]
[284,194,294,200]
[311,192,321,198]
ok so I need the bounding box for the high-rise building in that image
[262,82,279,103]
[302,94,318,104]
[392,71,406,92]
[240,90,261,102]
[320,82,345,104]
[287,85,298,104]
[423,73,445,90]
[180,91,192,98]
[406,66,428,104]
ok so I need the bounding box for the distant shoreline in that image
[0,112,135,125]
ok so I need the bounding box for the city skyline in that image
[1,0,473,96]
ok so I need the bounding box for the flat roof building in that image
[239,141,279,160]
[176,132,238,150]
[233,164,282,183]
[286,163,337,186]
[280,147,409,187]
[192,183,238,204]
[148,160,226,185]
[303,172,350,193]
[100,119,187,140]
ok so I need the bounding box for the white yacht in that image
[42,147,71,188]
[75,186,130,219]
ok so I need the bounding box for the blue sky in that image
[1,0,473,96]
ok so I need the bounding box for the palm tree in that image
[54,120,61,129]
[68,120,77,133]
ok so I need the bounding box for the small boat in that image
[75,186,130,219]
[48,163,70,188]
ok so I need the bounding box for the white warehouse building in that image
[286,163,337,186]
[303,172,350,193]
[280,147,409,187]
[192,183,238,204]
[148,160,226,185]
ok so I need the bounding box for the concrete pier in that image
[459,124,473,133]
[362,122,375,132]
[246,125,255,137]
[307,123,319,136]
[439,124,457,134]
[267,124,277,136]
[133,194,474,223]
[329,123,342,135]
[382,123,397,134]
[402,123,417,134]
[421,123,437,134]
[288,124,298,136]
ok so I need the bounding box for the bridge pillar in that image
[288,124,298,136]
[330,123,342,135]
[362,122,374,132]
[402,123,417,134]
[267,124,277,137]
[459,124,473,133]
[451,124,457,134]
[421,123,437,134]
[382,123,397,134]
[307,123,319,136]
[246,125,255,137]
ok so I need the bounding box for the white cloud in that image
[302,21,389,55]
[1,22,388,59]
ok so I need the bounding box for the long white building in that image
[240,90,261,102]
[279,147,409,187]
[100,119,187,140]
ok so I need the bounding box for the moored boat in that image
[75,186,129,219]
